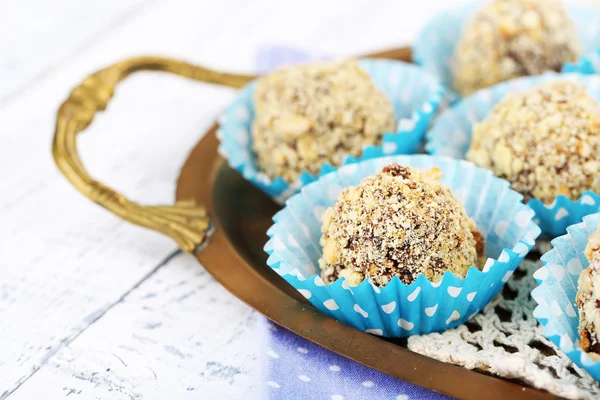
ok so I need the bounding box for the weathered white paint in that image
[0,0,150,105]
[9,253,262,400]
[2,0,599,399]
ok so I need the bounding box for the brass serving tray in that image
[52,48,562,400]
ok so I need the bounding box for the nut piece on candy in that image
[319,163,485,287]
[466,80,600,204]
[251,60,396,183]
[453,0,582,95]
[577,228,600,359]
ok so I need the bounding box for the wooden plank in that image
[3,0,599,398]
[8,253,262,400]
[0,0,151,106]
[0,0,406,395]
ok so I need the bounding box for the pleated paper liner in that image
[264,154,540,338]
[413,1,600,98]
[425,72,600,238]
[533,212,600,381]
[217,59,447,204]
[564,48,600,75]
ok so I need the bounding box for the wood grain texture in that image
[9,253,262,400]
[0,0,151,106]
[2,0,600,399]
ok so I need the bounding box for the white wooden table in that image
[2,1,598,398]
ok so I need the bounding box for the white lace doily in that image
[407,241,600,400]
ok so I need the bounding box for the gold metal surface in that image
[177,126,561,400]
[52,47,561,399]
[52,57,254,253]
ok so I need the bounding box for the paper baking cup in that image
[564,48,600,75]
[532,212,600,381]
[425,72,600,238]
[217,59,447,204]
[413,1,600,97]
[264,155,540,338]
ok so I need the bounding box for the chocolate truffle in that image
[453,0,582,96]
[319,163,485,287]
[251,60,396,183]
[467,81,600,204]
[576,227,600,358]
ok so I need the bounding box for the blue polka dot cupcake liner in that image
[217,59,447,205]
[564,48,600,75]
[264,154,540,338]
[412,1,600,98]
[425,72,600,238]
[532,212,600,381]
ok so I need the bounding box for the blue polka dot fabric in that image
[256,45,331,75]
[255,45,457,400]
[260,319,453,400]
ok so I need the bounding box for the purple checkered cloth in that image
[256,45,453,400]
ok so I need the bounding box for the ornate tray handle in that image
[52,57,255,253]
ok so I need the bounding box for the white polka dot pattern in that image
[354,304,368,318]
[494,221,508,238]
[262,313,456,400]
[265,154,541,338]
[445,311,461,325]
[567,258,582,275]
[555,208,569,221]
[413,2,600,92]
[501,271,513,283]
[398,319,414,331]
[407,288,420,302]
[425,305,438,317]
[532,212,600,381]
[425,70,600,238]
[218,58,446,205]
[581,195,596,206]
[323,299,339,311]
[383,142,398,154]
[382,302,397,314]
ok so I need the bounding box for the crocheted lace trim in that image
[407,241,600,400]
